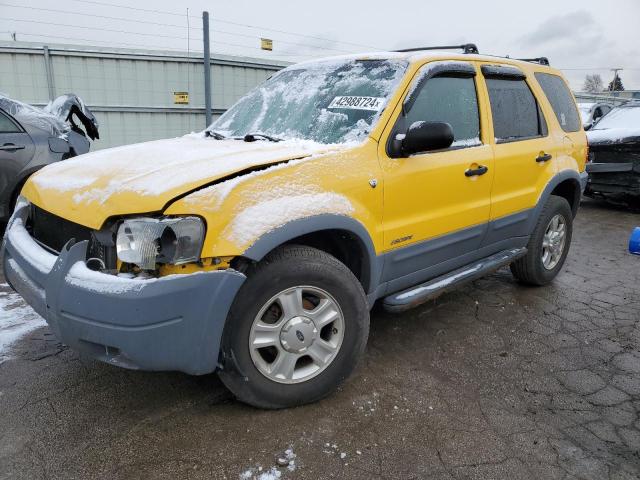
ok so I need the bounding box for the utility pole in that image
[202,11,212,127]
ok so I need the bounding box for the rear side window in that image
[486,78,547,143]
[405,76,480,147]
[535,73,581,132]
[0,111,21,133]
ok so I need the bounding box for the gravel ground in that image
[0,198,639,480]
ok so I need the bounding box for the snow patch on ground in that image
[0,285,46,363]
[239,467,280,480]
[224,192,354,245]
[352,391,380,416]
[240,448,296,479]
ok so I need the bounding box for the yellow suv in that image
[3,44,587,408]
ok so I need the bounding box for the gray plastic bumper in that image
[1,205,245,375]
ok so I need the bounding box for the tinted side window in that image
[486,78,545,142]
[535,72,581,132]
[0,111,21,133]
[406,76,480,147]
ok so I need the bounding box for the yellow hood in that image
[23,135,332,229]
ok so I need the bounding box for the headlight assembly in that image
[116,217,204,270]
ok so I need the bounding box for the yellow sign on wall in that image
[261,38,273,51]
[173,92,189,104]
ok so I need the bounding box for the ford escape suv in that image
[2,44,587,408]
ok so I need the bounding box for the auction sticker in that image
[328,96,384,111]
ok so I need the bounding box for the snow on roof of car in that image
[293,50,556,70]
[0,94,68,137]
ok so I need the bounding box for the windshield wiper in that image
[242,132,283,143]
[205,130,227,140]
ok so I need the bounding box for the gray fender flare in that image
[242,214,381,295]
[526,170,582,234]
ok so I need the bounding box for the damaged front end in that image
[1,199,245,374]
[586,134,640,200]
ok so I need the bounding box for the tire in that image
[510,195,573,286]
[218,245,370,409]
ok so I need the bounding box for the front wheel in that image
[510,195,573,286]
[218,245,370,409]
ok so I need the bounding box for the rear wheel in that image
[510,195,573,285]
[218,245,369,409]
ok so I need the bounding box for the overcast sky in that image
[2,0,639,90]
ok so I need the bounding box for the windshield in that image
[208,59,407,144]
[592,106,640,130]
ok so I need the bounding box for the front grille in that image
[27,205,117,269]
[30,205,92,253]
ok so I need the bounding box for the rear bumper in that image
[1,204,245,375]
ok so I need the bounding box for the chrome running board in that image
[383,247,527,312]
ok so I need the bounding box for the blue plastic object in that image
[630,227,640,255]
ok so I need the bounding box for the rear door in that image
[477,65,558,246]
[0,110,35,215]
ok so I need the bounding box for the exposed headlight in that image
[116,217,204,270]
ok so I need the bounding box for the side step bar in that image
[382,248,527,313]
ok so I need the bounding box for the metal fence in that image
[0,41,289,149]
[574,92,638,105]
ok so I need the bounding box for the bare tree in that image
[583,74,603,93]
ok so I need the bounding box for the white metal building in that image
[0,41,289,149]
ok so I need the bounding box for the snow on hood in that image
[25,134,349,228]
[587,106,640,144]
[587,128,640,145]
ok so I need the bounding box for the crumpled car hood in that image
[24,135,339,229]
[0,93,99,140]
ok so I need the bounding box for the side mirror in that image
[395,121,454,157]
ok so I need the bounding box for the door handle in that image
[536,153,552,163]
[465,165,488,177]
[0,143,25,152]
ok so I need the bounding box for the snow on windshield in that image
[208,59,407,144]
[592,106,640,130]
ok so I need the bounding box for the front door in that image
[378,62,494,285]
[0,110,35,217]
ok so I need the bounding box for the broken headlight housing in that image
[116,217,204,270]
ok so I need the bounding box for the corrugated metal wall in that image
[0,42,288,149]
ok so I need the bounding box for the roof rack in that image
[517,57,550,66]
[394,43,479,55]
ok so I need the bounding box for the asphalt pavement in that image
[1,198,639,480]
